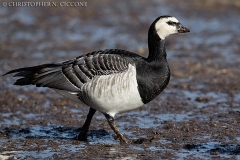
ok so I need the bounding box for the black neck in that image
[147,32,166,62]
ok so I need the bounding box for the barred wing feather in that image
[4,49,132,92]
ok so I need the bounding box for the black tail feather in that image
[14,77,32,86]
[3,64,62,76]
[3,63,62,86]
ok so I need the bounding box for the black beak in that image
[177,23,190,33]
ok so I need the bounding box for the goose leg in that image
[105,114,128,144]
[78,107,96,141]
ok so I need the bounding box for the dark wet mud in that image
[1,0,240,159]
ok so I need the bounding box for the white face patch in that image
[155,17,179,39]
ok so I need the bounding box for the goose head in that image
[152,15,190,40]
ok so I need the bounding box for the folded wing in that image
[4,49,132,93]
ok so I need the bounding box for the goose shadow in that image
[0,125,110,141]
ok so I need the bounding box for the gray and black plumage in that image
[3,15,190,144]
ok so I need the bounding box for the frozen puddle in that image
[0,125,75,139]
[156,113,190,122]
[165,88,231,108]
[117,110,192,134]
[0,144,86,159]
[0,125,110,140]
[182,90,229,108]
[183,142,240,158]
[0,112,46,127]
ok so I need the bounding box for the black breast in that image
[135,59,170,104]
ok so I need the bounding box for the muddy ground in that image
[0,0,240,159]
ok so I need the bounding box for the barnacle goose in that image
[4,15,190,144]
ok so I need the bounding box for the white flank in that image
[155,17,179,39]
[82,64,143,117]
[54,64,144,117]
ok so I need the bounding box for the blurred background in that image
[0,0,240,159]
[1,0,240,67]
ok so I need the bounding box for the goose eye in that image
[167,21,176,25]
